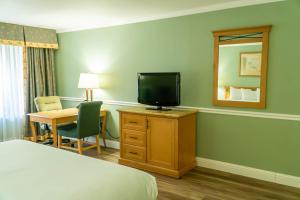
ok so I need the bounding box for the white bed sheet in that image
[0,140,157,200]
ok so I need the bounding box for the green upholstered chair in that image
[57,101,103,154]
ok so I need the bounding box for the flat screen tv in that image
[137,72,180,110]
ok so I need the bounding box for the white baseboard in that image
[85,137,120,149]
[196,157,300,188]
[100,139,120,149]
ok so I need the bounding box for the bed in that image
[0,140,157,200]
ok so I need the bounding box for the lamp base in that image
[85,89,93,102]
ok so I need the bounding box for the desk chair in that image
[34,96,62,142]
[57,101,103,154]
[34,96,63,112]
[34,96,70,144]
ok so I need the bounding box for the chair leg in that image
[58,135,62,148]
[96,135,101,154]
[77,139,83,155]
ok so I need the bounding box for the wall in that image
[55,0,300,177]
[218,44,261,87]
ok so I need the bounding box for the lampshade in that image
[78,73,100,89]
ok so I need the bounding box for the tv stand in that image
[146,106,171,111]
[117,106,197,178]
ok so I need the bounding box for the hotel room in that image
[0,0,300,199]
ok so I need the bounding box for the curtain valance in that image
[0,23,24,46]
[0,22,58,49]
[24,26,58,49]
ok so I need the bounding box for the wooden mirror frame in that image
[212,25,272,109]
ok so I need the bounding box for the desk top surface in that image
[28,108,107,119]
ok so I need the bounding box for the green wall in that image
[218,44,261,87]
[55,0,300,177]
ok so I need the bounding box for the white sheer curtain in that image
[0,45,24,141]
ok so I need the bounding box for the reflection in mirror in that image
[217,42,262,102]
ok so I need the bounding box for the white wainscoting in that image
[60,96,300,121]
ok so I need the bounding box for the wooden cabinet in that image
[118,107,197,178]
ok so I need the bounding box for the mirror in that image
[213,26,271,108]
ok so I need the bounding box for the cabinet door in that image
[147,116,176,169]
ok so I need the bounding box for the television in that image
[137,72,180,110]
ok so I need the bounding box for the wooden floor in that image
[83,147,300,200]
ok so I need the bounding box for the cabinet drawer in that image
[122,113,146,131]
[123,144,146,162]
[122,129,146,147]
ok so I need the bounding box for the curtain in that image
[25,47,56,136]
[0,45,24,141]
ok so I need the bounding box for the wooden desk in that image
[27,108,108,147]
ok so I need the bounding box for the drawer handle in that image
[129,136,138,140]
[129,121,137,124]
[129,151,138,155]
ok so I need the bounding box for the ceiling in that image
[0,0,282,32]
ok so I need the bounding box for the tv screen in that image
[137,72,180,108]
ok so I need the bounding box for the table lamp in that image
[78,73,100,101]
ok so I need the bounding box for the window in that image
[0,45,24,141]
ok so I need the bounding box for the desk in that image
[27,108,108,147]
